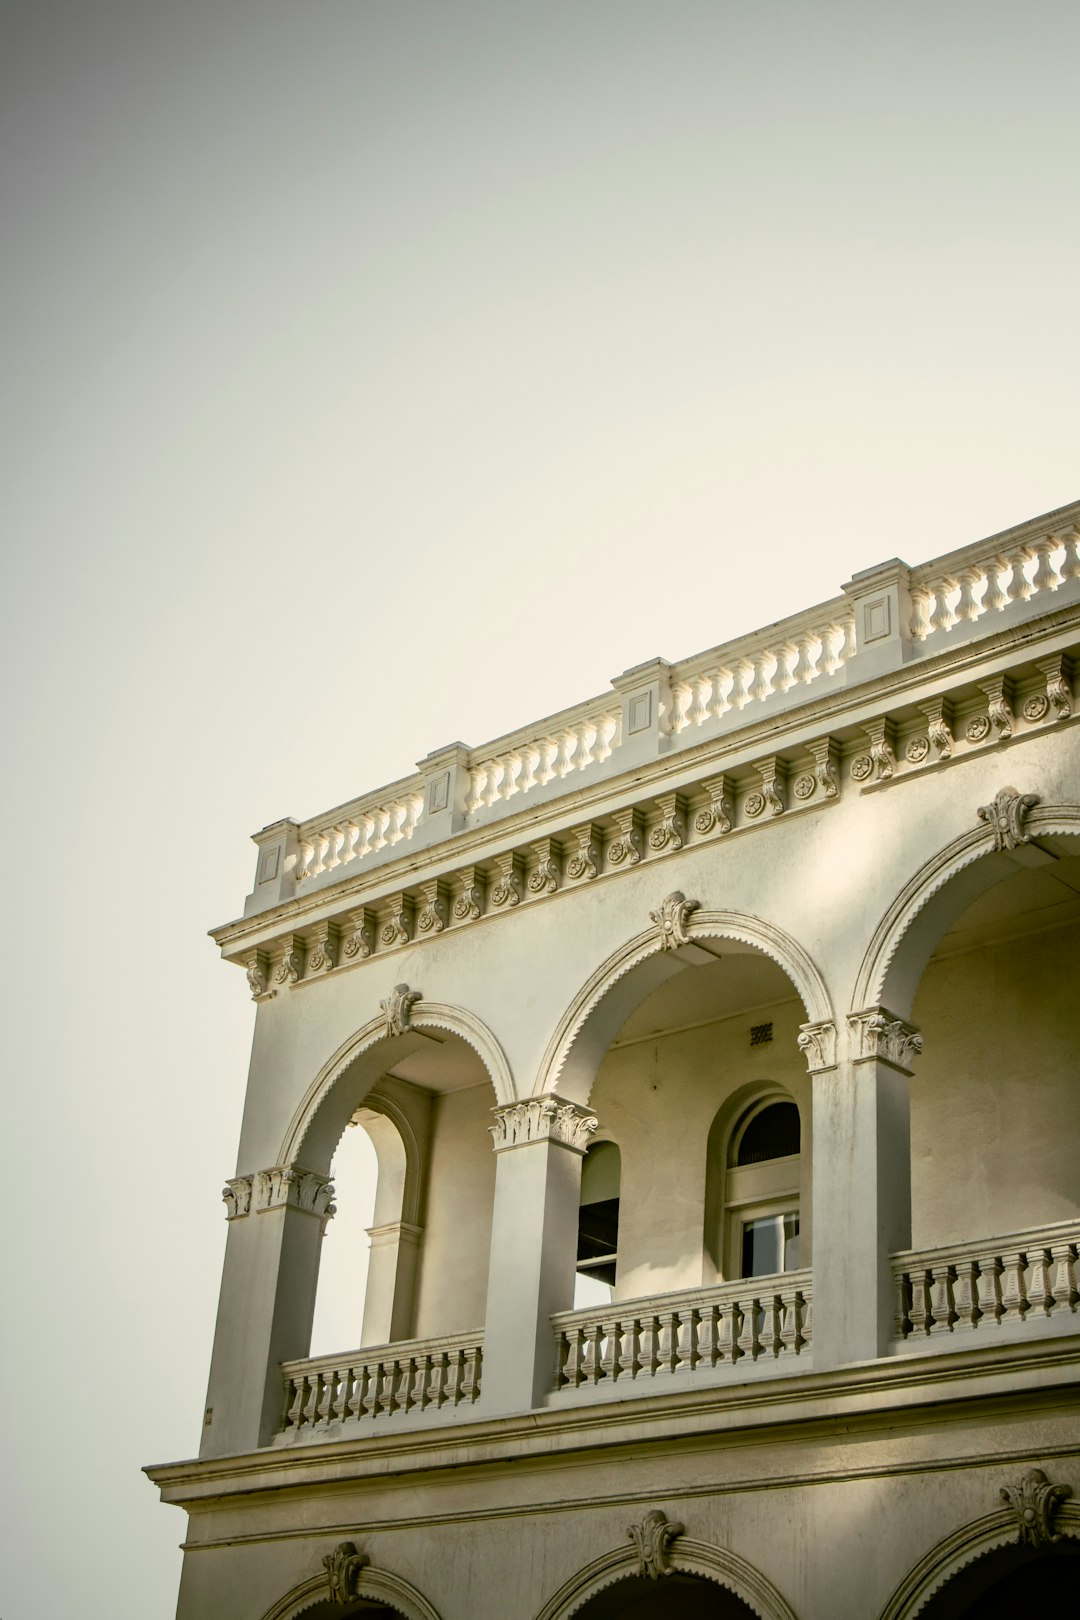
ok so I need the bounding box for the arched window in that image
[575,1141,621,1308]
[725,1097,801,1279]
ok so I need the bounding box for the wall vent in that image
[749,1022,774,1047]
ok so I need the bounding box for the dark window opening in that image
[736,1101,800,1165]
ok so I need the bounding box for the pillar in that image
[479,1097,597,1415]
[360,1220,423,1346]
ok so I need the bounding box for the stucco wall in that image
[413,1082,497,1337]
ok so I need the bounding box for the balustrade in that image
[669,613,855,736]
[551,1272,812,1394]
[295,786,426,885]
[909,527,1080,644]
[893,1221,1079,1340]
[279,1331,482,1436]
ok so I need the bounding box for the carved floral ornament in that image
[222,1165,335,1221]
[489,1097,598,1153]
[1000,1468,1073,1547]
[849,1008,923,1071]
[380,982,420,1038]
[797,1020,836,1073]
[323,1540,368,1605]
[977,787,1040,853]
[627,1510,685,1580]
[649,891,700,951]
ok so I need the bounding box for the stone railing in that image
[893,1220,1079,1341]
[909,522,1080,646]
[294,779,427,885]
[279,1330,482,1436]
[551,1271,812,1393]
[464,702,622,813]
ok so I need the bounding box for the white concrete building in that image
[148,501,1080,1618]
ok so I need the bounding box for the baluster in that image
[716,1300,737,1362]
[790,633,816,686]
[370,808,389,853]
[502,752,523,799]
[773,642,797,694]
[955,568,982,623]
[779,1289,805,1354]
[408,1354,429,1409]
[928,580,952,634]
[1050,1244,1078,1312]
[597,1318,619,1382]
[618,1316,640,1380]
[981,558,1007,614]
[356,813,375,859]
[749,652,772,704]
[1006,548,1032,603]
[676,1308,699,1371]
[737,1295,760,1360]
[576,722,597,771]
[460,1347,481,1403]
[1030,538,1058,596]
[425,1350,447,1406]
[1058,527,1080,583]
[560,1326,583,1388]
[637,1315,660,1379]
[760,1293,783,1356]
[952,1262,981,1330]
[301,1372,321,1427]
[998,1251,1028,1324]
[520,746,539,794]
[976,1257,1003,1326]
[362,1361,383,1418]
[731,659,754,709]
[908,1269,932,1336]
[801,1296,812,1343]
[404,792,423,839]
[533,738,555,785]
[553,731,575,778]
[671,684,692,733]
[689,678,709,728]
[710,668,733,719]
[393,1357,413,1413]
[285,1376,305,1431]
[346,1364,367,1421]
[595,712,618,762]
[654,1311,679,1375]
[894,1272,911,1338]
[579,1322,602,1383]
[324,826,343,871]
[819,623,844,674]
[465,767,485,813]
[909,590,932,640]
[1026,1248,1055,1317]
[444,1347,464,1406]
[316,1366,337,1425]
[696,1304,718,1367]
[928,1266,957,1334]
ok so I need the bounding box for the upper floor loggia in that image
[199,501,1080,1461]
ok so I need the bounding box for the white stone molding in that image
[808,736,840,798]
[416,878,448,935]
[695,773,732,835]
[797,1020,836,1073]
[849,1007,923,1073]
[323,1541,368,1604]
[252,1165,336,1220]
[257,1564,445,1620]
[977,786,1040,852]
[627,1509,685,1579]
[452,865,485,919]
[222,1176,253,1220]
[380,982,421,1038]
[649,791,686,851]
[341,906,376,962]
[527,838,560,895]
[607,806,643,866]
[920,695,954,759]
[649,891,701,952]
[488,1097,598,1154]
[865,716,898,781]
[757,754,785,816]
[1036,653,1072,719]
[304,921,337,975]
[380,894,413,948]
[243,950,270,1002]
[566,821,602,881]
[489,850,522,908]
[531,1534,800,1620]
[272,934,303,991]
[1000,1467,1073,1547]
[979,673,1014,739]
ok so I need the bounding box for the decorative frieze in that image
[416,879,449,935]
[649,793,686,851]
[453,866,485,920]
[627,1510,684,1580]
[849,1007,923,1072]
[222,1176,253,1220]
[649,891,700,952]
[797,1020,836,1073]
[920,696,954,760]
[1000,1468,1072,1548]
[305,922,337,975]
[380,982,420,1038]
[323,1541,368,1604]
[341,906,376,962]
[977,787,1039,853]
[694,774,732,835]
[379,895,413,948]
[566,822,602,881]
[490,850,522,908]
[489,1097,598,1153]
[527,838,561,895]
[607,807,643,867]
[980,674,1014,740]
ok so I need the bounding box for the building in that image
[147,500,1080,1618]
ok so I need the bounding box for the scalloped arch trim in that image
[852,803,1080,1016]
[258,1563,443,1620]
[536,909,833,1101]
[532,1536,799,1620]
[279,1001,515,1167]
[877,1502,1080,1619]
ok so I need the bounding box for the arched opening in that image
[916,1538,1080,1617]
[726,1097,802,1279]
[573,1572,758,1618]
[576,1141,622,1308]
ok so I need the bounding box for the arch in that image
[852,802,1080,1020]
[533,1535,799,1620]
[258,1561,444,1620]
[537,910,834,1104]
[279,1001,515,1172]
[877,1498,1080,1619]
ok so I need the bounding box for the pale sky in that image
[1,4,1077,1616]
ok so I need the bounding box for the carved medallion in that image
[793,773,815,800]
[977,787,1039,853]
[1000,1468,1072,1547]
[850,754,873,782]
[965,714,991,742]
[627,1509,684,1580]
[743,791,765,818]
[380,982,421,1038]
[649,892,700,952]
[1022,693,1049,722]
[905,735,930,763]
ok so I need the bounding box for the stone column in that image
[201,1166,335,1457]
[479,1097,597,1415]
[808,1010,922,1368]
[360,1220,424,1346]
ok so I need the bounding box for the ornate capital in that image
[627,1509,684,1580]
[849,1007,923,1072]
[1000,1468,1072,1547]
[380,982,420,1037]
[222,1175,253,1220]
[253,1165,336,1220]
[797,1020,836,1073]
[489,1097,598,1154]
[323,1541,368,1605]
[978,786,1040,852]
[649,891,700,951]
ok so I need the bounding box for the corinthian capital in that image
[849,1007,923,1073]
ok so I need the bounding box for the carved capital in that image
[453,866,485,920]
[979,674,1014,739]
[379,895,413,948]
[243,951,270,1002]
[323,1541,369,1605]
[808,737,840,799]
[253,1165,336,1220]
[649,792,686,851]
[527,838,561,895]
[695,774,732,836]
[222,1175,253,1220]
[489,1097,598,1154]
[272,934,303,990]
[649,891,700,951]
[305,921,337,975]
[490,850,522,908]
[627,1509,684,1580]
[607,806,643,867]
[977,786,1040,852]
[566,822,602,881]
[380,982,421,1037]
[341,907,376,962]
[416,879,449,935]
[920,696,955,760]
[1036,653,1073,720]
[849,1007,923,1073]
[1000,1468,1072,1547]
[797,1020,836,1073]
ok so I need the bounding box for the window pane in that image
[736,1102,801,1165]
[741,1213,800,1278]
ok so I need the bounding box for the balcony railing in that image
[892,1219,1079,1342]
[278,1329,482,1439]
[550,1271,813,1397]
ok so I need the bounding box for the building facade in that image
[148,501,1080,1618]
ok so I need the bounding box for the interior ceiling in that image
[386,1030,489,1094]
[929,848,1080,958]
[614,949,798,1046]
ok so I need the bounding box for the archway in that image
[572,1572,758,1618]
[533,1533,799,1620]
[258,1562,443,1620]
